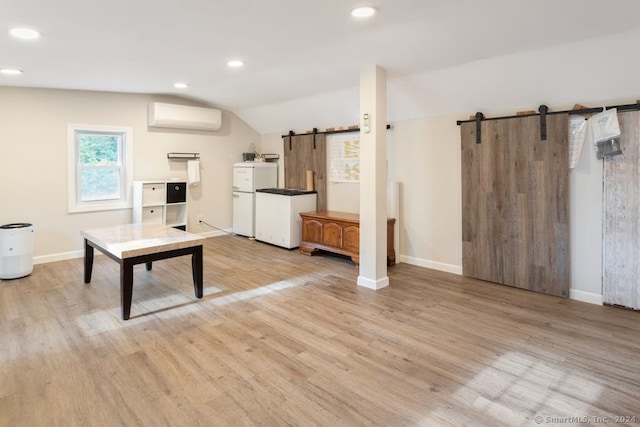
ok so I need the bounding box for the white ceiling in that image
[4,0,640,133]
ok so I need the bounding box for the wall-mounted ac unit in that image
[148,102,222,131]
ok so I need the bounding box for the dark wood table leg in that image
[84,239,94,284]
[145,262,152,271]
[192,245,203,298]
[120,259,135,320]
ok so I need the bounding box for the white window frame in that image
[67,124,133,213]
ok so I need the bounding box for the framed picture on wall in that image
[328,133,360,183]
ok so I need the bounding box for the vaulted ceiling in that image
[4,0,640,133]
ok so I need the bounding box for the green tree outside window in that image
[77,132,123,201]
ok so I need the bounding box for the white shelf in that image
[133,181,188,230]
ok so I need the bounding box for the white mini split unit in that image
[148,102,222,131]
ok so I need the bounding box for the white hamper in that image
[0,223,34,279]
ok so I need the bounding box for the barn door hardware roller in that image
[288,130,295,150]
[312,128,318,149]
[539,105,548,141]
[475,112,484,144]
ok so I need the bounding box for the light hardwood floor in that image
[1,235,639,426]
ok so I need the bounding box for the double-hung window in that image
[67,124,133,213]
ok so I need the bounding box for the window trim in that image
[67,124,133,213]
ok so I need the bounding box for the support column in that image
[357,65,389,290]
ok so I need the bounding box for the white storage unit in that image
[0,223,34,279]
[255,189,317,249]
[133,181,188,230]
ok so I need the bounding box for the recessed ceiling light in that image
[174,82,189,89]
[227,60,244,68]
[351,6,377,18]
[0,68,23,75]
[8,27,41,40]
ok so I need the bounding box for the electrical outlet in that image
[197,214,203,223]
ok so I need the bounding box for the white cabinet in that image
[255,192,285,245]
[133,181,188,230]
[255,191,317,249]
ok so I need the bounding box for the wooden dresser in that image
[299,210,395,266]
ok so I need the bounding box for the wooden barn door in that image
[461,115,570,297]
[283,134,327,211]
[603,111,640,309]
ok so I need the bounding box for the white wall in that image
[251,30,640,303]
[0,87,259,261]
[569,124,604,304]
[387,113,605,302]
[264,111,604,301]
[239,28,640,135]
[260,132,361,213]
[260,116,462,274]
[4,26,626,301]
[387,117,463,274]
[260,133,285,189]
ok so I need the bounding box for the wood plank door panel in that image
[603,111,640,309]
[461,115,570,297]
[283,134,327,211]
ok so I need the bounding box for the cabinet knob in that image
[151,187,155,191]
[175,185,180,191]
[150,210,154,213]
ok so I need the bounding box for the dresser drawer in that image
[142,183,166,206]
[141,206,164,224]
[166,182,187,204]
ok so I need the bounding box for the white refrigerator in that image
[232,162,278,237]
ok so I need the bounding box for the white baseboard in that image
[34,250,84,265]
[357,275,390,290]
[569,289,603,305]
[199,229,232,238]
[399,255,463,275]
[399,256,603,306]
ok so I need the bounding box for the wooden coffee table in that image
[81,223,206,320]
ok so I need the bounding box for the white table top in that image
[81,223,206,259]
